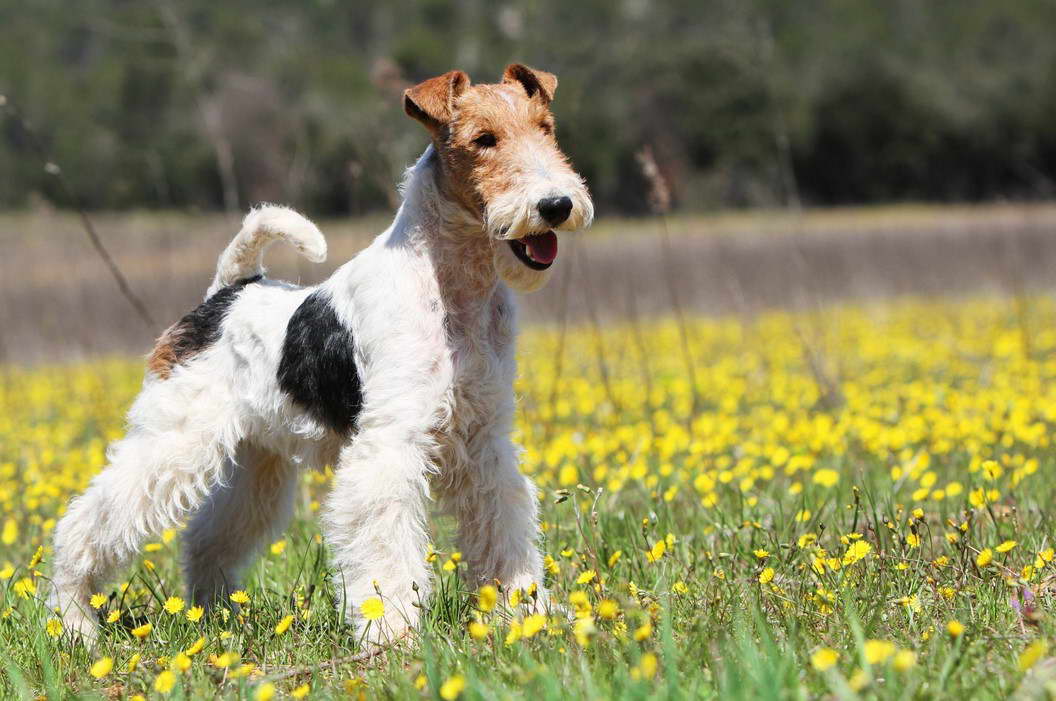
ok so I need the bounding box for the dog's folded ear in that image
[403,70,470,130]
[502,64,557,104]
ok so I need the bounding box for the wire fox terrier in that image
[49,64,593,652]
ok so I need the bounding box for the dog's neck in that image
[390,146,500,325]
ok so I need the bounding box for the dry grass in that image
[2,202,1056,362]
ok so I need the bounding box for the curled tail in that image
[207,204,327,298]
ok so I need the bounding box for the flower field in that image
[2,296,1055,699]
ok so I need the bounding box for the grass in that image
[2,295,1056,699]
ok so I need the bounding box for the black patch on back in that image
[277,291,362,435]
[151,275,262,377]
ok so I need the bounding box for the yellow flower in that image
[477,584,498,612]
[45,618,62,638]
[89,657,113,679]
[186,605,205,622]
[185,637,206,655]
[213,651,239,668]
[291,684,311,699]
[229,590,250,605]
[360,597,385,621]
[634,621,652,641]
[636,652,659,679]
[254,682,276,701]
[863,639,896,665]
[270,539,286,555]
[597,599,620,619]
[811,648,839,672]
[1,519,17,545]
[812,469,839,488]
[0,563,13,580]
[163,596,185,614]
[89,593,107,609]
[127,653,141,672]
[131,622,153,639]
[522,614,546,638]
[275,614,295,634]
[468,620,490,640]
[170,652,192,672]
[439,674,466,700]
[976,548,993,568]
[996,540,1017,553]
[893,649,916,671]
[576,569,597,584]
[842,540,872,565]
[759,567,775,584]
[672,580,689,595]
[753,549,769,559]
[608,550,623,568]
[1018,639,1049,672]
[947,620,965,638]
[646,539,666,563]
[154,670,176,694]
[906,533,921,548]
[573,616,596,646]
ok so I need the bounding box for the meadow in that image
[2,293,1055,699]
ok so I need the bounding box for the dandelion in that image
[468,620,490,639]
[976,548,993,568]
[1018,639,1049,672]
[89,657,113,678]
[360,597,385,621]
[291,684,311,699]
[759,567,774,584]
[186,605,205,622]
[254,682,276,701]
[90,593,107,609]
[213,651,239,668]
[170,652,192,672]
[185,637,206,655]
[576,569,597,584]
[636,651,659,679]
[812,469,839,488]
[163,596,185,614]
[439,674,466,700]
[634,621,652,641]
[598,599,620,619]
[45,618,62,638]
[947,620,965,638]
[863,640,896,665]
[154,670,176,694]
[996,540,1017,553]
[131,622,153,639]
[275,613,295,634]
[127,653,141,672]
[229,590,250,605]
[893,649,917,671]
[811,648,839,671]
[522,614,546,638]
[477,584,498,612]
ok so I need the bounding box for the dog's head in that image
[404,64,594,292]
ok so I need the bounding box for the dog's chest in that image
[432,292,516,469]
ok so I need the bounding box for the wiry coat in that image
[48,64,593,653]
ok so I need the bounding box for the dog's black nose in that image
[537,196,573,226]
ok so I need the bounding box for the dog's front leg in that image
[453,431,548,609]
[323,432,433,654]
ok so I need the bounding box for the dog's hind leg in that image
[49,388,238,642]
[182,442,298,608]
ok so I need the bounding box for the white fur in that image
[49,145,593,653]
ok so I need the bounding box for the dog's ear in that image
[403,70,470,130]
[502,64,557,104]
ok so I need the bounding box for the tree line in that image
[2,0,1055,215]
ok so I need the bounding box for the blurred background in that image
[3,0,1056,360]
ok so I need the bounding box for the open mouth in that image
[507,230,558,270]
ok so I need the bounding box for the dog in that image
[49,64,593,652]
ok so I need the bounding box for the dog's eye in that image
[473,133,497,148]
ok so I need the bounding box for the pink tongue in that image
[523,231,558,264]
